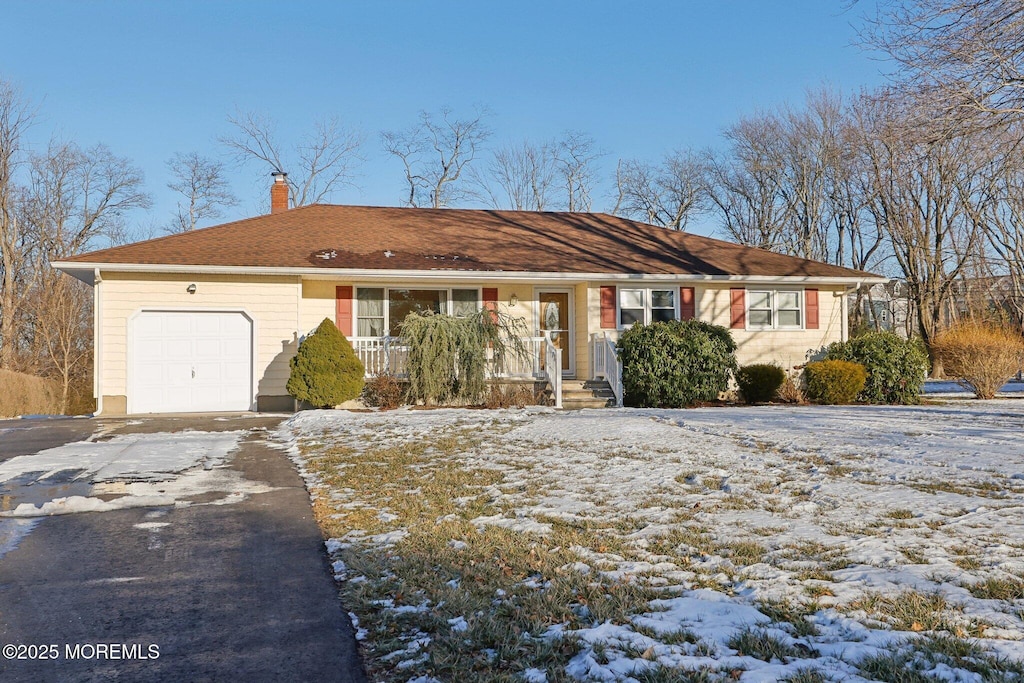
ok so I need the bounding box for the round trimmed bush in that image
[824,331,928,404]
[736,363,786,404]
[804,360,867,405]
[618,320,737,408]
[287,318,365,408]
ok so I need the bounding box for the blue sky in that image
[4,1,886,239]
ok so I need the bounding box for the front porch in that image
[348,332,623,408]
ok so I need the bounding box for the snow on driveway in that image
[0,430,274,518]
[286,402,1024,681]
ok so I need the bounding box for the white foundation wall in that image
[98,272,301,412]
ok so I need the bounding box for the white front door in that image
[130,311,253,413]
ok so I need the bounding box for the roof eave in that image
[51,261,886,286]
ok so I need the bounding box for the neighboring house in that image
[53,178,883,415]
[860,280,913,338]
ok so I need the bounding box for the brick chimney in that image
[270,171,289,214]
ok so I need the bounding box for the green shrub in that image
[362,373,405,410]
[618,320,737,408]
[804,360,867,405]
[287,318,365,408]
[824,331,927,404]
[736,363,787,404]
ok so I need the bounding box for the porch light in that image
[187,283,197,294]
[509,293,519,306]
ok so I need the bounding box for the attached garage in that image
[129,311,254,414]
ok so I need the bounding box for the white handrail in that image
[543,332,562,409]
[590,332,623,407]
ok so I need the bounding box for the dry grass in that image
[0,368,62,417]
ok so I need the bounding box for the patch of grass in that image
[631,623,698,646]
[727,627,814,662]
[886,509,915,520]
[721,540,767,566]
[633,666,722,683]
[858,635,1024,682]
[780,669,828,683]
[846,590,976,636]
[965,576,1024,601]
[756,598,820,637]
[901,547,929,565]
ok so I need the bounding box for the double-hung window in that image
[355,287,481,336]
[619,288,677,327]
[747,290,802,330]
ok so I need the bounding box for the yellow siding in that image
[700,285,845,370]
[583,283,847,372]
[99,272,301,401]
[300,280,339,334]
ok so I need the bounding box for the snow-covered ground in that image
[0,428,275,558]
[284,403,1024,682]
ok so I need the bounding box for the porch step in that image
[558,379,616,409]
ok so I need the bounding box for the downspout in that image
[840,281,862,342]
[93,268,103,416]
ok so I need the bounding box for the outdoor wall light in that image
[509,293,519,306]
[187,283,197,294]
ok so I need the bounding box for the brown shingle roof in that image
[59,205,877,279]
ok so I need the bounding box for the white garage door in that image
[130,311,253,414]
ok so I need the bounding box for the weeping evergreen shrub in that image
[618,320,737,408]
[287,318,365,408]
[401,309,528,406]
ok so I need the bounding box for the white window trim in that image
[746,288,805,331]
[353,286,483,337]
[617,286,681,328]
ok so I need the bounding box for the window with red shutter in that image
[730,289,745,329]
[600,286,616,329]
[335,285,353,336]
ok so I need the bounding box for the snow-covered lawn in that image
[282,403,1024,682]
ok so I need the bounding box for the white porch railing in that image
[350,336,547,380]
[351,337,410,377]
[590,332,623,407]
[542,332,562,409]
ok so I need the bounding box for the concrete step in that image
[560,397,613,410]
[557,378,615,409]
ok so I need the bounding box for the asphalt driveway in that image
[0,415,367,682]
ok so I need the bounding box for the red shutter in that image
[482,287,499,321]
[679,287,695,320]
[730,288,746,329]
[600,286,617,329]
[335,285,353,336]
[805,288,819,329]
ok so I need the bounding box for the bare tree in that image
[0,81,36,369]
[382,107,490,208]
[166,152,237,232]
[866,0,1024,124]
[24,141,150,409]
[474,139,557,210]
[222,111,363,208]
[705,115,791,252]
[612,150,707,230]
[855,91,986,349]
[554,131,602,212]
